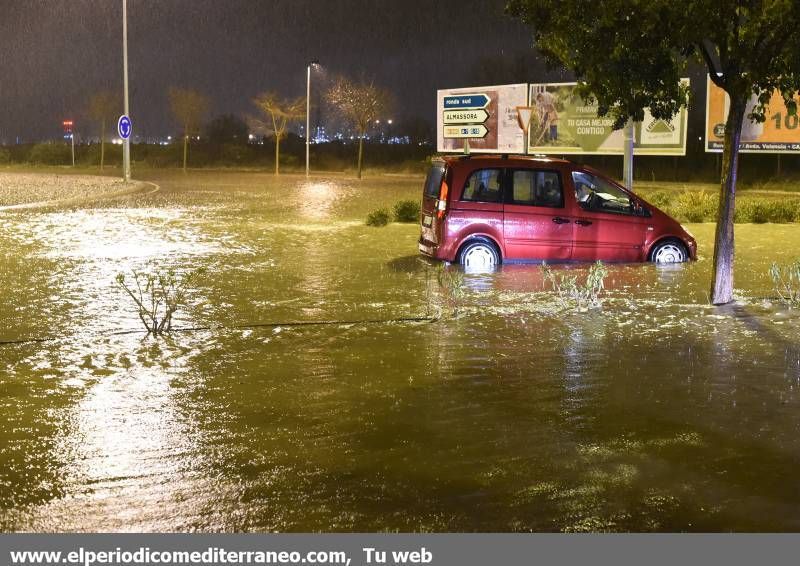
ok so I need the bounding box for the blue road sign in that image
[443,93,490,109]
[118,115,132,140]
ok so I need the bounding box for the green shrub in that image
[79,143,122,167]
[671,190,717,223]
[28,143,71,165]
[643,191,672,209]
[736,198,799,223]
[0,148,11,164]
[393,199,420,223]
[366,207,390,227]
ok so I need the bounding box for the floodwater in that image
[1,170,800,532]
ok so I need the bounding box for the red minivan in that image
[419,155,696,268]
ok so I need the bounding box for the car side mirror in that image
[631,200,649,217]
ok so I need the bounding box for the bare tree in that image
[326,76,391,179]
[251,92,305,175]
[87,91,119,170]
[168,87,210,172]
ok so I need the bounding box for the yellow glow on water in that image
[298,181,339,220]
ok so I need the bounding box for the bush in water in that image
[770,259,800,308]
[541,260,608,311]
[116,264,205,336]
[435,263,465,317]
[393,199,420,223]
[366,207,391,227]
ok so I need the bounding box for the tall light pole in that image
[122,0,131,182]
[305,60,319,177]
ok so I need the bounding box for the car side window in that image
[510,169,563,208]
[571,171,635,215]
[461,169,503,203]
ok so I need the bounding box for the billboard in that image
[528,81,689,156]
[437,84,528,154]
[705,76,800,153]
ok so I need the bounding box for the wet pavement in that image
[1,170,800,532]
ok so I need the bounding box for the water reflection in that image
[298,181,343,221]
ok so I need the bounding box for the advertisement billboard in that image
[705,76,800,153]
[528,81,689,156]
[437,84,528,154]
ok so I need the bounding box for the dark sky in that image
[0,0,561,142]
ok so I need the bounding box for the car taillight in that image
[436,179,449,219]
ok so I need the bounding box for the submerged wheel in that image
[650,240,688,264]
[458,239,500,270]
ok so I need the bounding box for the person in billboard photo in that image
[533,91,559,145]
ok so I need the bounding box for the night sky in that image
[0,0,565,143]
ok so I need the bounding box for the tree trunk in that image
[183,133,188,173]
[275,136,280,176]
[357,134,364,180]
[100,118,106,170]
[709,94,746,305]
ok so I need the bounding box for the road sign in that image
[443,109,489,125]
[443,124,489,139]
[117,115,132,140]
[443,93,490,110]
[437,84,528,153]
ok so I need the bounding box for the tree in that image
[251,92,305,175]
[87,91,119,170]
[326,76,392,179]
[205,114,249,145]
[507,0,800,304]
[168,87,210,172]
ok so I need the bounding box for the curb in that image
[0,180,159,212]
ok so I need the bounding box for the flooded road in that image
[2,170,800,532]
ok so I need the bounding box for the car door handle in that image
[575,219,593,226]
[552,217,570,224]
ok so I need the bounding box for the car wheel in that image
[650,240,688,264]
[458,239,500,270]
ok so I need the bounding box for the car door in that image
[569,170,649,262]
[502,168,574,261]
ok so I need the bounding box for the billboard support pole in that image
[623,120,634,190]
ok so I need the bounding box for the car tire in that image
[458,238,501,269]
[650,239,688,264]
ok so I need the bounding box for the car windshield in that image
[571,171,634,214]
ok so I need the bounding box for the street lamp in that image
[306,60,320,177]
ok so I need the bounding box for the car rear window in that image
[461,168,503,203]
[423,164,446,198]
[510,170,563,208]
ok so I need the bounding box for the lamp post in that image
[122,0,131,182]
[305,60,319,177]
